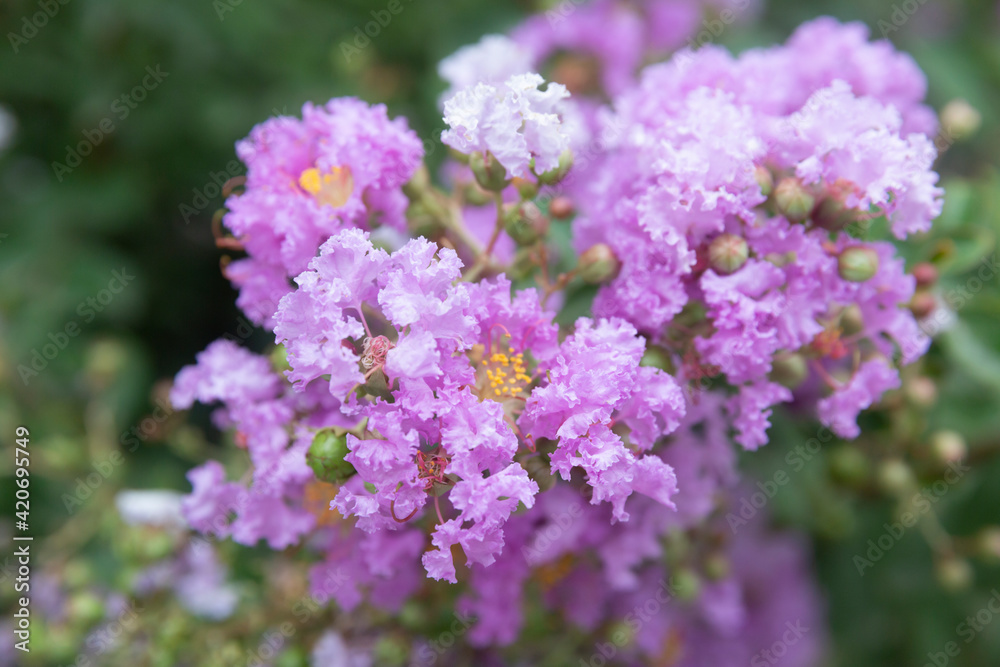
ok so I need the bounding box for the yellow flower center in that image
[298,165,354,208]
[477,346,532,401]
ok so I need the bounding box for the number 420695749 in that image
[14,426,30,524]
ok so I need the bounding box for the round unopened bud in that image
[976,527,1000,562]
[704,553,730,581]
[940,99,981,142]
[904,376,937,407]
[549,195,575,220]
[307,429,355,484]
[372,636,409,666]
[936,556,973,592]
[838,246,879,282]
[607,621,635,647]
[270,344,290,374]
[671,568,701,602]
[68,591,106,626]
[708,233,749,274]
[513,177,539,200]
[577,243,621,284]
[775,177,816,222]
[469,151,509,191]
[769,352,807,389]
[877,458,915,496]
[764,251,796,268]
[538,150,574,186]
[909,291,936,319]
[912,262,938,288]
[754,165,773,197]
[402,164,431,199]
[504,201,549,245]
[838,304,865,337]
[930,430,966,464]
[812,179,861,231]
[506,247,537,281]
[828,445,869,487]
[641,346,675,373]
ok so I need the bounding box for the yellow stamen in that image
[298,165,354,208]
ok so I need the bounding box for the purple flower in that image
[221,99,423,326]
[442,72,572,177]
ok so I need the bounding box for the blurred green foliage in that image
[2,0,1000,665]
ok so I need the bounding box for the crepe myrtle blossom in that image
[171,339,351,549]
[442,72,572,179]
[573,19,942,449]
[269,229,685,581]
[220,98,423,326]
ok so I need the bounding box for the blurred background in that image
[1,0,1000,665]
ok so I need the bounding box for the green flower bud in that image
[507,247,538,281]
[270,344,290,374]
[774,177,816,222]
[828,445,869,487]
[68,591,106,626]
[401,164,431,199]
[877,459,915,496]
[936,556,973,592]
[606,621,635,647]
[812,179,862,231]
[976,527,1000,562]
[577,243,621,284]
[929,430,966,465]
[513,177,539,200]
[537,150,573,185]
[940,99,981,142]
[671,568,701,602]
[769,353,808,389]
[373,636,408,667]
[307,429,355,484]
[141,531,176,561]
[838,304,864,337]
[469,151,509,191]
[704,553,730,581]
[503,202,549,245]
[641,346,675,374]
[837,246,879,282]
[904,376,937,408]
[754,165,773,197]
[708,233,749,274]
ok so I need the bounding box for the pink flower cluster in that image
[171,4,944,661]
